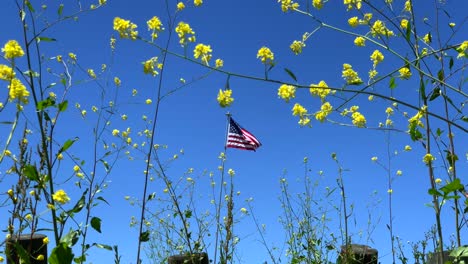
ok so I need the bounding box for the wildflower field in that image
[0,0,467,263]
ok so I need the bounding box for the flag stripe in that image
[226,117,261,151]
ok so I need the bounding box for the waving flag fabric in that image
[226,117,261,151]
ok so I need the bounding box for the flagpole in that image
[213,112,231,264]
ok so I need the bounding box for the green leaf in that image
[37,98,56,111]
[184,209,193,219]
[140,231,150,242]
[23,165,39,181]
[147,192,156,201]
[37,37,57,42]
[26,1,35,12]
[96,196,110,205]
[67,191,86,214]
[13,243,31,264]
[445,150,459,168]
[389,77,396,89]
[440,178,463,195]
[59,137,78,153]
[49,243,74,264]
[284,68,298,82]
[93,243,113,250]
[428,188,442,197]
[405,22,411,42]
[437,69,444,81]
[58,4,64,17]
[461,116,468,122]
[91,217,102,233]
[436,128,444,137]
[60,230,79,247]
[58,100,68,112]
[429,88,441,101]
[449,57,454,70]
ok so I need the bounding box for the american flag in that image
[226,117,261,151]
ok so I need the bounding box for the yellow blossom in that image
[240,208,248,214]
[309,80,331,99]
[114,77,121,86]
[313,0,323,9]
[298,117,310,126]
[315,102,333,122]
[348,17,359,27]
[369,69,378,79]
[343,0,362,10]
[456,41,468,59]
[2,40,25,59]
[449,22,455,28]
[403,0,411,12]
[387,189,393,194]
[423,33,431,44]
[0,64,15,80]
[43,237,49,245]
[290,40,305,55]
[87,69,96,79]
[8,78,30,102]
[99,0,107,5]
[399,67,412,79]
[278,0,299,12]
[277,84,296,102]
[423,153,435,164]
[404,145,412,151]
[217,89,234,107]
[371,20,394,37]
[37,255,44,261]
[143,57,160,76]
[68,53,77,61]
[194,0,203,6]
[215,59,224,68]
[370,50,384,68]
[435,178,442,184]
[371,156,378,161]
[292,103,307,117]
[354,36,365,47]
[342,64,363,85]
[352,112,366,127]
[177,2,185,10]
[113,17,138,40]
[385,107,394,115]
[396,170,402,176]
[400,19,409,29]
[368,95,374,101]
[52,189,71,204]
[175,22,195,46]
[146,99,152,104]
[73,165,80,172]
[0,256,4,262]
[112,129,120,136]
[193,43,212,65]
[57,153,63,160]
[257,46,274,64]
[147,16,163,31]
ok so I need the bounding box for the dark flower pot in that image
[337,244,378,264]
[5,233,48,264]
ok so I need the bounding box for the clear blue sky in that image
[1,0,467,263]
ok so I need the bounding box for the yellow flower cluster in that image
[217,89,234,107]
[342,64,362,85]
[351,112,366,127]
[278,0,299,12]
[408,106,426,128]
[422,153,435,165]
[403,0,411,12]
[371,20,394,37]
[87,69,96,79]
[175,22,196,46]
[177,2,185,10]
[8,78,30,102]
[456,41,468,59]
[309,80,331,100]
[344,0,362,10]
[354,36,365,47]
[194,0,203,6]
[113,17,138,40]
[193,43,212,65]
[370,50,384,68]
[315,102,333,122]
[313,0,323,10]
[423,33,431,44]
[0,65,15,80]
[278,84,296,102]
[290,40,305,55]
[399,67,411,79]
[147,16,163,40]
[348,17,359,27]
[52,189,70,204]
[143,57,162,76]
[292,103,310,126]
[215,59,224,68]
[257,46,274,64]
[400,19,409,29]
[2,40,25,59]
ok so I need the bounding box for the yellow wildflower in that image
[423,153,435,165]
[371,20,394,37]
[8,78,30,102]
[99,0,107,5]
[278,0,299,12]
[354,36,365,47]
[194,0,203,6]
[369,69,378,79]
[342,64,362,85]
[371,156,378,161]
[396,170,402,176]
[2,40,25,59]
[143,57,160,76]
[87,69,96,79]
[147,16,163,31]
[114,77,121,86]
[0,64,15,81]
[449,23,455,28]
[403,0,411,12]
[387,189,393,194]
[52,189,71,204]
[400,19,409,29]
[57,153,63,160]
[435,178,442,184]
[292,103,307,117]
[112,129,119,136]
[145,99,152,104]
[290,40,305,55]
[423,33,431,44]
[113,17,138,40]
[298,117,311,126]
[370,50,384,68]
[348,17,359,27]
[277,84,296,102]
[352,112,366,127]
[385,107,394,115]
[404,145,412,151]
[344,0,362,10]
[37,255,44,261]
[315,102,333,122]
[175,22,195,46]
[217,89,234,108]
[309,80,331,99]
[43,237,49,245]
[193,43,212,65]
[456,41,468,59]
[368,95,374,101]
[177,2,185,10]
[257,46,274,64]
[215,59,224,68]
[68,52,77,61]
[313,0,323,10]
[399,67,411,79]
[240,207,248,214]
